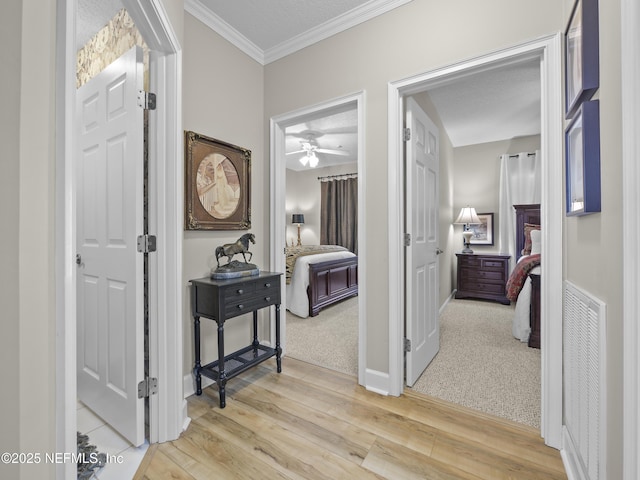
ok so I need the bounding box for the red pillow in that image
[522,223,541,256]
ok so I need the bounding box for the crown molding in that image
[184,0,265,64]
[264,0,412,64]
[185,0,412,65]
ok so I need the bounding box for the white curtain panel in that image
[498,151,541,268]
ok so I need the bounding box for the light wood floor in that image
[134,358,566,479]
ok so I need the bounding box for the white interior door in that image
[405,97,440,387]
[76,46,145,446]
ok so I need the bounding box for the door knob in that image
[436,248,443,255]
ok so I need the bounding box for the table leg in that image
[217,320,227,408]
[275,304,282,373]
[252,310,259,349]
[193,315,202,395]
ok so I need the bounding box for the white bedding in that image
[286,251,356,318]
[512,260,541,343]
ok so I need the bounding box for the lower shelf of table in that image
[197,344,276,382]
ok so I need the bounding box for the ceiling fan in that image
[286,132,350,168]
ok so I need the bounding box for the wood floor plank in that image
[253,359,564,473]
[429,432,567,480]
[362,437,482,480]
[139,448,197,480]
[162,415,291,480]
[196,404,386,479]
[137,358,566,479]
[230,378,378,464]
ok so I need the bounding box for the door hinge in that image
[404,233,411,247]
[404,338,412,352]
[403,127,411,141]
[137,234,157,253]
[138,377,158,398]
[137,91,156,110]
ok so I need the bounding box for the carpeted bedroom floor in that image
[285,296,541,429]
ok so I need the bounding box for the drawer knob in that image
[237,289,244,294]
[264,283,271,288]
[237,304,244,309]
[265,297,271,302]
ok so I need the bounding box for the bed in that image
[506,204,541,348]
[285,245,358,318]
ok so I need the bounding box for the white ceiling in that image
[428,58,541,147]
[76,0,123,50]
[76,0,541,162]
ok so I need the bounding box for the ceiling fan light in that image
[299,155,309,166]
[309,152,319,168]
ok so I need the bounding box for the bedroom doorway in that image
[270,92,366,385]
[388,35,563,448]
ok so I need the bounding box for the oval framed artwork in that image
[185,131,251,230]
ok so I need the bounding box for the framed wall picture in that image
[565,0,599,119]
[470,213,494,246]
[565,100,600,216]
[185,131,251,230]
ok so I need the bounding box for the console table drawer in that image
[224,287,280,316]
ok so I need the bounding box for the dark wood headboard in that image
[513,204,540,261]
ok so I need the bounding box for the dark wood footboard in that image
[307,256,358,317]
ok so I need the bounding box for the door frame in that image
[387,34,563,449]
[622,0,640,478]
[270,91,366,385]
[55,1,184,477]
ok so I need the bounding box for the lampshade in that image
[454,206,481,225]
[292,214,305,225]
[308,152,319,168]
[299,152,319,168]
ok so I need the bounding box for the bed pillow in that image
[529,229,541,255]
[522,223,541,256]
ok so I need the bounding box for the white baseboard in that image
[364,368,391,395]
[560,426,585,480]
[440,290,456,314]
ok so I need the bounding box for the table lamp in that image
[454,206,481,253]
[292,214,305,246]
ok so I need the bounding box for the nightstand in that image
[455,253,511,305]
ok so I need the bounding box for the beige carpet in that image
[411,299,541,429]
[285,297,358,377]
[285,296,541,429]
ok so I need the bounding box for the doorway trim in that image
[387,34,563,448]
[622,0,640,478]
[270,91,366,385]
[55,1,184,477]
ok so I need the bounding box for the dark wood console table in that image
[190,272,282,408]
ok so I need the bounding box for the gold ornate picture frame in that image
[185,131,251,230]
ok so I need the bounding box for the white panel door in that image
[76,46,145,446]
[405,97,440,387]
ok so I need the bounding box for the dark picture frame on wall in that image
[185,131,251,230]
[470,213,494,246]
[565,100,601,216]
[565,0,599,119]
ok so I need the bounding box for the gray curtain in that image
[320,177,358,254]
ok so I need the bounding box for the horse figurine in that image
[215,233,255,267]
